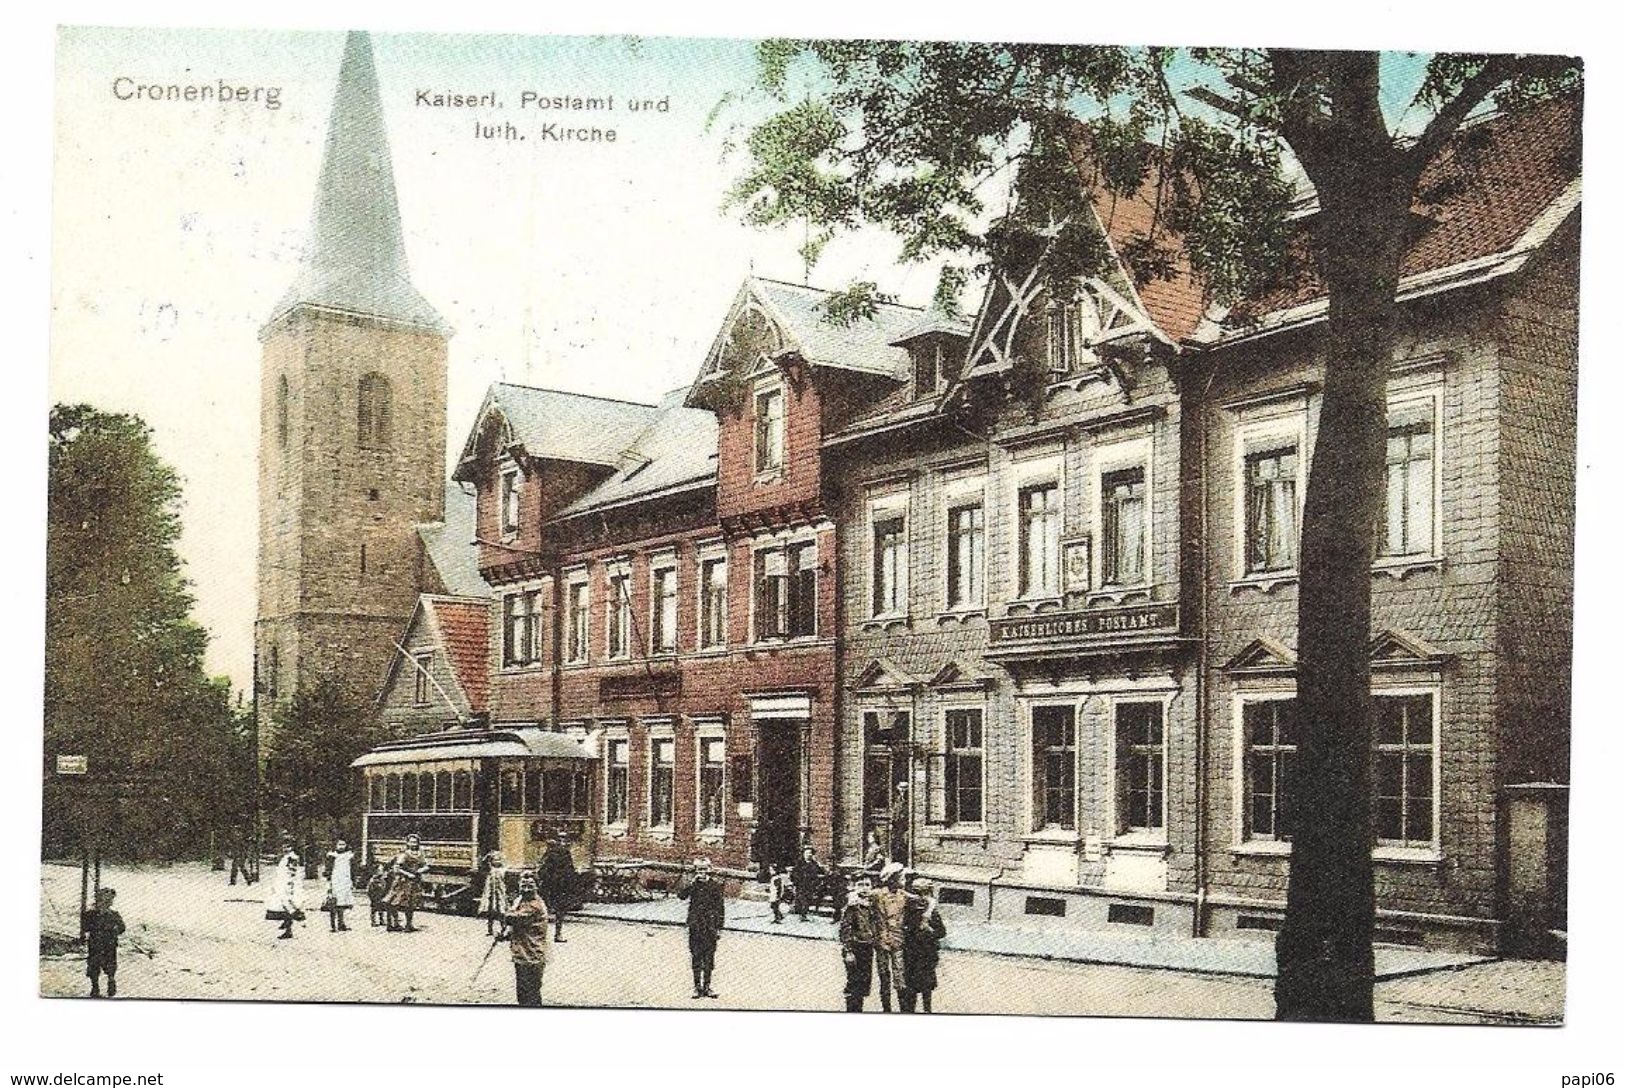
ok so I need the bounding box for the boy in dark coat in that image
[899,879,948,1012]
[83,888,126,998]
[366,863,391,927]
[838,873,878,1012]
[676,857,724,998]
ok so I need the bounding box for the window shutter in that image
[925,751,948,826]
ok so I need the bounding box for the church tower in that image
[256,31,449,754]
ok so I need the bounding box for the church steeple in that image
[267,30,445,333]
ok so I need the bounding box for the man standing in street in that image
[502,871,550,1007]
[82,887,126,998]
[676,857,724,999]
[537,831,577,943]
[871,861,909,1011]
[791,844,825,922]
[838,873,878,1011]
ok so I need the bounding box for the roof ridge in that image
[752,274,929,313]
[493,381,660,410]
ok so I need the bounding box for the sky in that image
[51,28,959,692]
[41,31,1480,695]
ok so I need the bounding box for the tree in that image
[45,405,249,859]
[725,45,1580,1021]
[261,676,383,854]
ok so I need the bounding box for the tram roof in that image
[351,726,593,768]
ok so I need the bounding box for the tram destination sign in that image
[988,602,1180,644]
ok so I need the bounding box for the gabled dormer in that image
[888,300,972,401]
[453,382,660,577]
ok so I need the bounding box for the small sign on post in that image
[56,754,88,776]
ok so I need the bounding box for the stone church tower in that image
[256,31,449,754]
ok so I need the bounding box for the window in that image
[1382,402,1435,558]
[276,375,290,450]
[944,708,984,825]
[503,590,541,667]
[1245,445,1299,574]
[651,563,678,655]
[698,735,726,833]
[384,774,401,812]
[1047,301,1078,374]
[649,736,675,829]
[368,775,384,812]
[755,386,785,475]
[872,514,907,616]
[411,652,433,707]
[606,738,630,825]
[1114,702,1164,835]
[755,541,817,640]
[1373,694,1436,848]
[566,579,589,662]
[403,772,420,813]
[914,342,944,396]
[1243,699,1298,842]
[1030,705,1077,832]
[357,372,392,449]
[1019,482,1061,597]
[452,770,472,811]
[946,501,985,609]
[1102,467,1147,586]
[607,568,632,659]
[698,555,728,649]
[500,467,522,537]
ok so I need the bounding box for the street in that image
[37,862,1563,1022]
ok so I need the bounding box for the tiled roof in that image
[754,277,926,378]
[458,382,662,473]
[1238,93,1579,325]
[552,388,719,518]
[426,596,490,715]
[417,484,488,599]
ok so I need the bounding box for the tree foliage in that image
[261,676,384,850]
[44,405,253,860]
[726,44,1579,1022]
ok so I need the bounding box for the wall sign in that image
[989,602,1179,644]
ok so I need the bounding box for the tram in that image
[351,724,598,912]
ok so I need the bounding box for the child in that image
[476,850,510,937]
[767,863,792,924]
[366,862,392,928]
[83,888,126,998]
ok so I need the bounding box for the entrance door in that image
[756,723,802,871]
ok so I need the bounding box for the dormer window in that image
[1046,297,1102,375]
[755,385,785,476]
[499,466,521,537]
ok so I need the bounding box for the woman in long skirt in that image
[477,850,510,936]
[324,840,356,932]
[264,839,303,940]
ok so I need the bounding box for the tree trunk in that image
[1274,168,1411,1021]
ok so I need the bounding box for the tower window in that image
[276,375,290,450]
[358,372,393,449]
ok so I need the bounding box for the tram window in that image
[369,775,384,812]
[386,774,401,812]
[500,769,523,813]
[525,769,544,815]
[572,768,592,816]
[453,770,472,811]
[418,772,434,811]
[544,767,572,814]
[436,771,452,813]
[403,774,419,812]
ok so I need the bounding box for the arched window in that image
[402,772,419,812]
[436,771,453,813]
[418,772,435,812]
[453,770,473,811]
[276,375,291,449]
[368,775,383,812]
[385,774,401,812]
[358,372,392,449]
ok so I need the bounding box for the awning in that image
[351,727,595,769]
